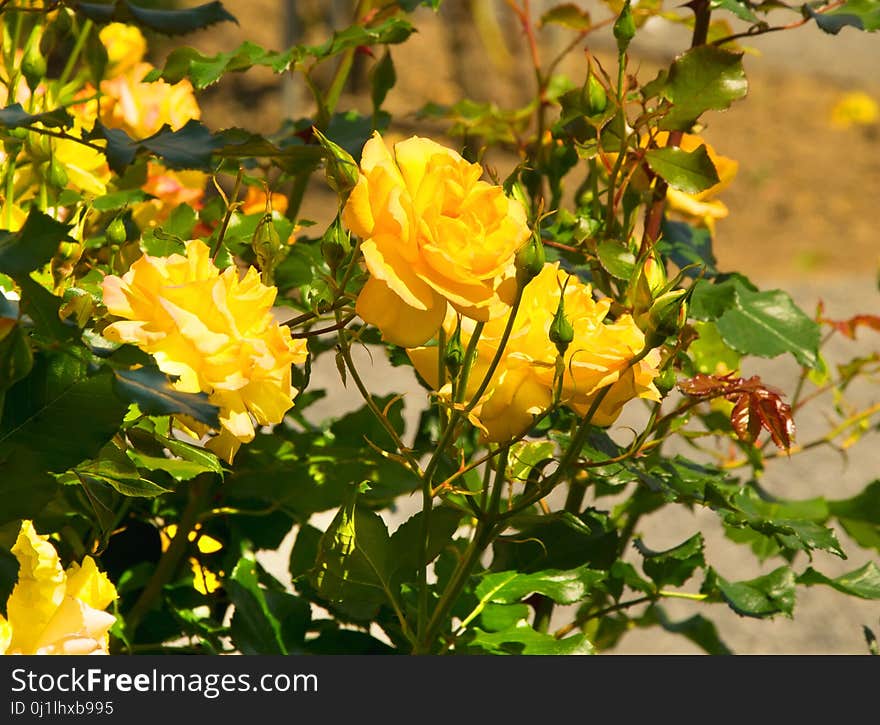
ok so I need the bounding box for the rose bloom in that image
[342,131,531,348]
[409,263,661,442]
[99,61,200,139]
[101,239,308,462]
[0,521,117,655]
[99,22,148,75]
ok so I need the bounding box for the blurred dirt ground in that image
[159,1,880,653]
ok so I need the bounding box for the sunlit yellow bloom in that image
[343,131,530,347]
[830,91,880,129]
[100,62,200,139]
[409,263,660,442]
[132,162,208,228]
[99,23,147,74]
[101,239,308,462]
[0,521,116,655]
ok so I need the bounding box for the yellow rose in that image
[99,23,147,75]
[343,131,530,348]
[100,62,200,139]
[101,239,308,462]
[409,263,660,442]
[829,91,880,129]
[0,521,117,655]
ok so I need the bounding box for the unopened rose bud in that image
[549,295,574,356]
[613,0,636,55]
[515,234,545,287]
[106,217,127,246]
[47,157,68,189]
[21,32,46,92]
[320,215,351,273]
[640,289,688,347]
[313,128,359,195]
[584,69,607,117]
[628,251,667,316]
[253,214,285,285]
[444,322,465,377]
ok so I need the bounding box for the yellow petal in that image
[65,556,117,611]
[356,276,447,348]
[33,596,115,655]
[7,521,66,654]
[0,614,11,654]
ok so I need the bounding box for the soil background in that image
[156,1,880,654]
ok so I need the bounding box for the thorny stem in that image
[211,167,244,261]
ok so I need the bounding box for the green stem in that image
[211,167,244,260]
[125,477,212,639]
[59,19,92,90]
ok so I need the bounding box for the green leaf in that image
[659,220,717,278]
[0,210,72,277]
[715,286,821,367]
[660,46,748,131]
[640,604,733,655]
[389,507,462,584]
[145,42,299,89]
[74,1,237,37]
[112,367,220,427]
[311,495,397,620]
[75,453,171,497]
[540,3,593,29]
[710,0,760,22]
[126,450,211,483]
[480,602,531,632]
[703,566,796,618]
[0,325,33,394]
[0,103,72,129]
[309,18,415,60]
[645,144,720,194]
[596,240,636,280]
[797,562,880,600]
[17,277,79,342]
[370,51,396,114]
[475,565,606,605]
[227,556,287,654]
[92,189,152,212]
[468,621,594,655]
[689,274,757,321]
[507,440,556,482]
[638,533,705,588]
[824,0,880,31]
[689,321,741,375]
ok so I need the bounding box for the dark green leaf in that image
[227,556,287,654]
[688,274,757,321]
[797,562,880,599]
[112,366,220,426]
[0,325,33,393]
[659,220,718,278]
[389,507,461,584]
[715,286,821,367]
[646,144,720,194]
[703,566,796,618]
[18,277,80,342]
[309,18,415,60]
[640,604,733,655]
[0,103,72,129]
[311,495,396,620]
[660,46,748,131]
[475,565,606,605]
[74,1,237,37]
[0,210,72,277]
[638,533,705,588]
[370,51,396,114]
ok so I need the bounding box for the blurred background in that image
[153,1,880,653]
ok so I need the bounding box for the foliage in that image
[0,0,877,656]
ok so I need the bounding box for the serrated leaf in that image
[704,566,796,618]
[596,240,636,280]
[640,604,733,654]
[475,565,606,605]
[710,0,760,22]
[638,533,705,588]
[468,621,594,654]
[74,1,237,37]
[0,210,72,277]
[646,144,720,194]
[112,367,220,426]
[309,18,415,60]
[659,220,718,278]
[660,46,748,131]
[715,287,821,368]
[797,562,880,600]
[389,507,461,584]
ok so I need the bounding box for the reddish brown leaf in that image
[679,373,795,451]
[822,314,880,340]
